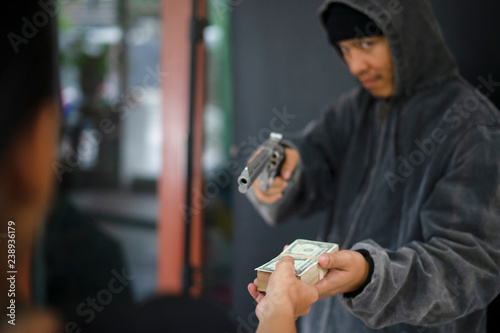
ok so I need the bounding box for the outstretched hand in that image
[248,256,318,324]
[314,250,370,299]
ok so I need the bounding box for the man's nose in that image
[347,52,369,76]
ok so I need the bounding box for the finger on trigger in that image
[281,148,299,180]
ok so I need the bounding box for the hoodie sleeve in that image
[246,96,357,226]
[342,126,500,328]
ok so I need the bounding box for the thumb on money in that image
[314,250,370,299]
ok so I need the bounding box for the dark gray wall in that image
[432,0,500,107]
[230,0,500,328]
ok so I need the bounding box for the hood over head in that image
[318,0,458,97]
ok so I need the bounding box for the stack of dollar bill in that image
[255,239,339,292]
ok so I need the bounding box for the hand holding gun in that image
[238,133,286,194]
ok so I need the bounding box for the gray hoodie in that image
[247,0,500,332]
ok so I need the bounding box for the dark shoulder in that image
[395,77,500,160]
[402,77,500,133]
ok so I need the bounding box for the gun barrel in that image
[238,149,271,193]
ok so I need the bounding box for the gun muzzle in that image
[238,149,270,193]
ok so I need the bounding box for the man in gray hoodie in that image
[246,0,500,332]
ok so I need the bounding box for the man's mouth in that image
[360,77,380,89]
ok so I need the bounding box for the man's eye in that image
[339,45,349,53]
[361,40,373,48]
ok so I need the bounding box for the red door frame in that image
[158,0,206,297]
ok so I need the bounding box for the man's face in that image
[338,36,395,98]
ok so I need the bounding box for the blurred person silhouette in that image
[0,1,61,331]
[0,2,132,331]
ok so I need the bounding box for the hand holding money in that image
[254,239,339,292]
[248,256,318,333]
[314,249,371,299]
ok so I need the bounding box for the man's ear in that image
[2,98,59,218]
